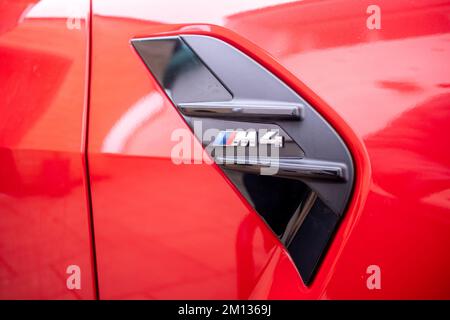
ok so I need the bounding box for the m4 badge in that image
[212,130,283,147]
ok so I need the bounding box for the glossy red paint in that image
[0,0,95,298]
[1,0,449,300]
[89,0,450,299]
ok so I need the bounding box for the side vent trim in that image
[132,35,354,286]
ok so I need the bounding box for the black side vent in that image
[132,35,354,285]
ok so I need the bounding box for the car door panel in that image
[0,0,96,299]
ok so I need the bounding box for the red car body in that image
[0,0,449,299]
